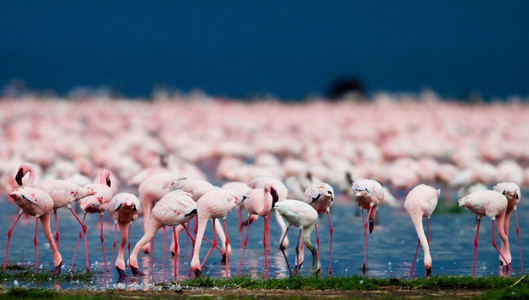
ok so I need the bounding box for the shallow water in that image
[0,191,527,290]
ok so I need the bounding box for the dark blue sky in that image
[2,1,529,99]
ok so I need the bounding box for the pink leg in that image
[128,224,132,260]
[70,213,86,271]
[100,214,107,271]
[173,227,178,279]
[514,210,523,271]
[491,220,513,272]
[410,238,420,277]
[237,208,243,248]
[183,224,196,245]
[185,227,189,263]
[265,215,270,253]
[473,217,481,277]
[54,209,59,248]
[68,207,89,272]
[111,223,117,270]
[315,223,320,260]
[294,228,302,274]
[327,211,333,276]
[163,226,167,256]
[263,215,269,269]
[3,213,23,271]
[238,215,251,275]
[200,219,217,269]
[223,218,230,278]
[34,217,39,273]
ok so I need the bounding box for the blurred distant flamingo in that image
[129,190,197,277]
[352,179,384,273]
[302,182,334,276]
[237,184,278,275]
[5,187,62,274]
[107,193,141,277]
[71,170,113,272]
[16,162,93,271]
[458,190,513,277]
[494,182,523,271]
[403,184,439,277]
[138,172,188,254]
[275,200,320,277]
[190,189,246,278]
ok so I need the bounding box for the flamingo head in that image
[15,168,24,187]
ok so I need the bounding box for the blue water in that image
[1,190,527,290]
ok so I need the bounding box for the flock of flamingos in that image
[0,95,528,280]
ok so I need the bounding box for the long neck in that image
[302,224,320,275]
[190,215,208,271]
[410,214,431,270]
[25,164,36,186]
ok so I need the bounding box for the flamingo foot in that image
[54,261,62,276]
[116,266,128,278]
[130,265,145,277]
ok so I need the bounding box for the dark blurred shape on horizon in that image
[328,77,364,100]
[1,1,529,100]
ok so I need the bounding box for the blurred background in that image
[2,1,529,100]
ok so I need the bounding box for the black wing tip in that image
[185,208,198,217]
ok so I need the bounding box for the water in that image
[0,192,528,290]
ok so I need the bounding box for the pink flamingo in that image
[352,179,384,273]
[403,184,439,277]
[71,170,113,272]
[4,187,62,274]
[275,199,320,277]
[16,162,93,271]
[458,190,513,277]
[107,193,141,277]
[493,182,523,271]
[138,172,188,254]
[221,181,253,247]
[248,177,289,251]
[302,182,334,276]
[190,188,246,278]
[129,190,197,277]
[237,184,278,275]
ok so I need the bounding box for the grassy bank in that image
[0,275,527,299]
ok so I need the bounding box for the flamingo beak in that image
[355,191,362,197]
[54,261,62,276]
[15,169,24,187]
[369,220,374,233]
[425,267,432,277]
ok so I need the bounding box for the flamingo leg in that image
[237,208,243,248]
[54,209,59,248]
[173,227,178,279]
[238,214,251,276]
[410,238,420,277]
[327,210,333,276]
[473,217,481,277]
[163,226,167,256]
[279,225,292,277]
[294,227,302,274]
[223,218,230,278]
[514,210,523,271]
[315,223,320,261]
[264,214,270,253]
[34,217,39,273]
[111,223,117,269]
[263,215,269,267]
[70,213,87,271]
[128,223,132,261]
[491,219,513,272]
[68,206,89,272]
[3,212,23,271]
[200,219,217,269]
[183,224,196,244]
[100,214,107,271]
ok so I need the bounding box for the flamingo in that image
[138,172,188,254]
[221,181,253,246]
[248,177,289,251]
[71,170,113,272]
[458,190,513,277]
[237,184,278,275]
[403,184,439,277]
[129,190,197,277]
[302,182,334,276]
[15,162,94,271]
[352,179,384,272]
[274,199,320,277]
[4,187,62,274]
[107,192,141,277]
[190,188,246,278]
[493,182,523,271]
